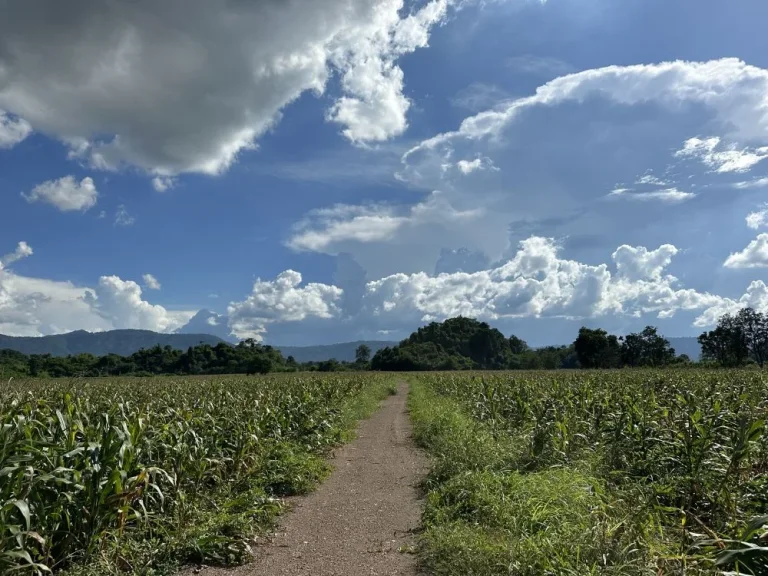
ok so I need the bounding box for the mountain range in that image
[0,330,225,357]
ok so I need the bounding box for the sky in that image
[2,0,768,347]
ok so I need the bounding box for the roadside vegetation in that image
[410,370,768,575]
[0,373,394,574]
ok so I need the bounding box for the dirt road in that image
[194,381,426,576]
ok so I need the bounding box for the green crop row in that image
[0,373,393,574]
[409,370,768,575]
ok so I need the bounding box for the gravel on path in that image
[191,380,427,576]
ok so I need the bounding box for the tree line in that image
[2,307,765,378]
[0,339,374,379]
[371,309,768,371]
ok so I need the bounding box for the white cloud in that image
[635,174,670,186]
[0,241,193,336]
[287,192,482,254]
[387,57,768,274]
[675,136,768,173]
[91,276,189,332]
[723,233,768,269]
[456,157,497,174]
[607,187,695,203]
[0,0,456,176]
[405,58,768,167]
[151,176,175,192]
[734,177,768,189]
[142,273,161,290]
[746,206,768,230]
[0,110,32,148]
[227,270,343,340]
[22,176,98,212]
[288,204,407,252]
[114,205,135,227]
[0,241,33,269]
[612,244,678,281]
[359,236,736,328]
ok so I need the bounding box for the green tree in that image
[621,326,675,367]
[355,344,371,365]
[574,327,620,368]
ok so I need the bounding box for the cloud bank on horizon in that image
[2,0,768,345]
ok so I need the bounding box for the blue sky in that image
[2,0,768,346]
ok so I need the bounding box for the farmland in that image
[0,373,395,574]
[409,370,768,575]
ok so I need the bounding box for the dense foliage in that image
[0,340,373,379]
[0,373,393,574]
[698,307,768,367]
[574,325,679,368]
[410,371,768,575]
[371,317,684,371]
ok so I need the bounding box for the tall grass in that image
[409,370,768,575]
[0,373,393,574]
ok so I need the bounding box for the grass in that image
[408,371,768,575]
[1,373,395,575]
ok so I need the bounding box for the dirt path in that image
[194,381,427,576]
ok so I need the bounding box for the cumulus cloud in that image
[746,206,768,230]
[358,236,736,328]
[22,176,98,212]
[142,274,161,290]
[374,57,768,274]
[0,0,456,176]
[674,136,768,173]
[723,233,768,269]
[607,187,695,203]
[0,110,32,148]
[406,59,768,163]
[612,244,678,281]
[151,177,175,192]
[0,241,193,336]
[227,270,343,340]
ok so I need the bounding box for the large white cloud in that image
[405,59,768,162]
[22,176,98,212]
[0,0,456,177]
[359,237,746,329]
[227,270,344,340]
[294,58,768,278]
[0,241,192,336]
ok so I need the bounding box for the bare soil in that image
[191,381,427,576]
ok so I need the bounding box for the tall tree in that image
[355,344,371,365]
[736,308,768,367]
[574,327,620,368]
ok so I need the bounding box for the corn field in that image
[0,373,390,574]
[416,370,768,575]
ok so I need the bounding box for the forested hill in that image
[276,341,395,363]
[0,330,225,357]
